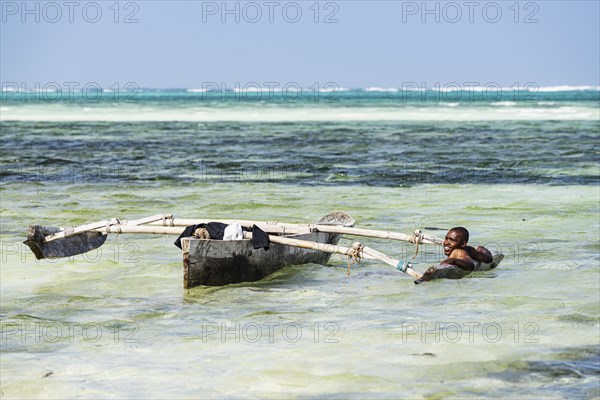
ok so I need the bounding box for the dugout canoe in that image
[180,211,355,288]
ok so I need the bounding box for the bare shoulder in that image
[450,248,472,260]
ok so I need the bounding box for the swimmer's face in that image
[443,229,467,256]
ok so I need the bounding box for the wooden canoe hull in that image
[475,253,504,271]
[420,253,505,281]
[181,231,341,288]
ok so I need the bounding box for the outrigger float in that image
[24,212,504,288]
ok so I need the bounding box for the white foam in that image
[3,104,598,122]
[364,87,399,92]
[319,87,350,92]
[429,86,521,92]
[537,85,600,92]
[417,85,599,92]
[232,87,303,93]
[491,101,517,106]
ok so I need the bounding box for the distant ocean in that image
[2,86,599,122]
[1,86,599,398]
[1,86,599,186]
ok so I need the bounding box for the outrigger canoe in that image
[23,211,504,287]
[181,211,355,287]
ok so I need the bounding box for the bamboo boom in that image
[242,232,423,279]
[313,225,442,245]
[44,224,380,261]
[44,214,171,243]
[35,221,422,277]
[99,226,185,235]
[45,222,417,273]
[147,218,312,235]
[41,223,395,265]
[45,214,442,245]
[146,218,443,245]
[48,224,379,261]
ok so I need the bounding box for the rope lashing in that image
[105,220,123,234]
[410,229,424,260]
[346,242,364,276]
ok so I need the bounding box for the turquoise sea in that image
[1,88,599,398]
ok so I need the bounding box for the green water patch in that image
[556,313,600,326]
[489,346,600,398]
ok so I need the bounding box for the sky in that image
[1,1,599,89]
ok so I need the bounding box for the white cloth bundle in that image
[223,223,243,240]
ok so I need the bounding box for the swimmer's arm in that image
[442,249,477,271]
[465,245,493,264]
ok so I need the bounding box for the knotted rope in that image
[410,229,424,260]
[162,215,175,227]
[346,242,364,276]
[105,219,122,234]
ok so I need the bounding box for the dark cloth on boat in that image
[174,223,270,251]
[251,224,270,250]
[202,222,228,240]
[174,222,228,248]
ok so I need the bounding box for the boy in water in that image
[418,227,492,283]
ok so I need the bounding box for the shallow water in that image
[1,103,599,398]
